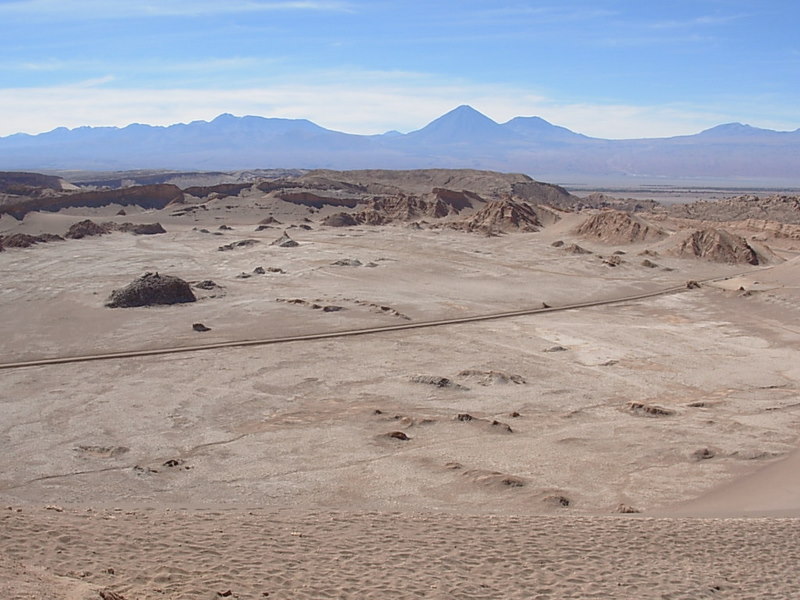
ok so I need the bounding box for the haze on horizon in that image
[1,0,798,139]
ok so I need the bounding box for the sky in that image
[0,0,798,138]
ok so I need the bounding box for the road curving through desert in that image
[0,276,739,371]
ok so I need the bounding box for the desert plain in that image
[1,169,800,599]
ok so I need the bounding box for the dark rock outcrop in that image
[106,272,197,308]
[65,219,112,239]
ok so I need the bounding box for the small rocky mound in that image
[666,228,760,265]
[576,210,665,244]
[563,243,592,255]
[1,234,38,248]
[450,199,542,233]
[271,231,299,247]
[106,272,197,308]
[116,222,166,235]
[457,369,526,385]
[65,219,112,239]
[322,212,359,227]
[218,239,259,251]
[627,402,675,417]
[331,258,362,267]
[258,216,282,225]
[410,375,465,389]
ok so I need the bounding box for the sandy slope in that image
[1,204,800,598]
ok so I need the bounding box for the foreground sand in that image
[2,206,800,598]
[3,507,800,600]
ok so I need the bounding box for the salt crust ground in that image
[1,208,800,598]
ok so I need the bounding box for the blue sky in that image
[1,0,798,138]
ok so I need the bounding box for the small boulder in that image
[192,323,211,332]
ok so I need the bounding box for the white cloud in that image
[0,76,793,139]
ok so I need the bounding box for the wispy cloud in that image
[0,0,353,19]
[647,13,748,30]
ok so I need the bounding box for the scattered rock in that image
[100,590,127,600]
[116,222,166,235]
[691,448,715,461]
[253,266,266,274]
[456,413,474,422]
[457,369,526,385]
[543,494,571,507]
[491,420,513,433]
[686,280,701,289]
[322,212,359,227]
[551,240,565,247]
[615,503,640,514]
[236,272,253,279]
[218,239,259,251]
[192,323,211,332]
[116,209,127,216]
[543,345,567,353]
[627,402,675,417]
[75,445,129,458]
[218,224,233,230]
[163,459,184,467]
[332,258,363,267]
[194,280,218,290]
[641,258,659,268]
[271,231,299,247]
[410,375,463,388]
[259,216,282,225]
[387,431,410,441]
[509,411,521,418]
[563,243,592,255]
[602,255,623,267]
[106,272,196,308]
[322,305,344,312]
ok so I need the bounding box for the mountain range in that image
[1,105,799,183]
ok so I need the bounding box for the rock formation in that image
[449,199,542,233]
[576,210,666,244]
[666,228,760,265]
[106,272,197,308]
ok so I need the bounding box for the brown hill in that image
[665,228,760,265]
[448,199,542,233]
[576,210,666,244]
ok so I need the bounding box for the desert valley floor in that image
[1,170,800,599]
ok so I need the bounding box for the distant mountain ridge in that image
[1,105,799,182]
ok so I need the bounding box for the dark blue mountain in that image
[0,105,798,182]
